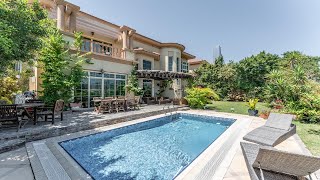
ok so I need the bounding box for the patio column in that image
[69,8,79,32]
[128,30,135,50]
[122,30,128,50]
[57,3,65,30]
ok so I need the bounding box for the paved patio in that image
[0,110,318,180]
[0,104,182,153]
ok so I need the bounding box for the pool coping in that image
[27,110,254,180]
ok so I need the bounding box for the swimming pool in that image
[59,113,235,179]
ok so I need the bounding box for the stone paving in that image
[0,104,180,153]
[0,109,318,180]
[0,147,33,180]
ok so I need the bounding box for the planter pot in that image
[259,114,268,119]
[248,109,258,116]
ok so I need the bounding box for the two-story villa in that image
[29,0,195,108]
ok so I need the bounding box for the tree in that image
[39,30,87,105]
[0,75,19,104]
[236,51,280,98]
[214,55,224,67]
[192,59,238,99]
[281,51,320,81]
[0,0,48,73]
[126,65,143,96]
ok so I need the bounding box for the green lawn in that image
[205,101,320,156]
[293,121,320,156]
[205,101,270,115]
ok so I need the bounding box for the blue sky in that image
[68,0,320,62]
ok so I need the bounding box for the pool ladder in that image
[163,102,177,120]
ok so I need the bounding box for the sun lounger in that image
[241,142,320,180]
[243,113,296,146]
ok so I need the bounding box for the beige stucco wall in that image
[189,63,201,71]
[132,41,160,54]
[83,59,133,74]
[159,47,183,98]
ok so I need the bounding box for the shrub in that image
[0,97,12,104]
[0,76,19,103]
[266,66,320,123]
[185,88,219,109]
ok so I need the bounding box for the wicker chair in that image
[241,142,320,180]
[37,100,64,124]
[243,113,296,146]
[0,105,22,131]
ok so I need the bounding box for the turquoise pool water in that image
[60,113,235,180]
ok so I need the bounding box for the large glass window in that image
[143,60,152,70]
[104,79,115,97]
[168,56,173,71]
[181,61,189,73]
[74,78,89,108]
[143,80,152,97]
[176,58,180,72]
[116,80,126,96]
[81,38,91,52]
[89,78,102,107]
[75,71,127,107]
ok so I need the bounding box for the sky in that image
[67,0,320,62]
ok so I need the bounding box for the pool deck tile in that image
[0,147,34,180]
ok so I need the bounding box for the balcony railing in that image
[81,39,122,59]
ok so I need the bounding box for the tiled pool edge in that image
[27,111,252,180]
[175,112,252,179]
[27,113,177,180]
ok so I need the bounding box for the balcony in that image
[81,39,122,59]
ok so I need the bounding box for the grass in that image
[205,101,320,156]
[292,121,320,156]
[205,101,270,115]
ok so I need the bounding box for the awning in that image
[137,70,193,80]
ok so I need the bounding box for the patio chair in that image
[99,99,112,113]
[240,142,320,180]
[243,113,296,146]
[0,105,23,131]
[93,97,102,112]
[127,97,139,110]
[116,98,126,112]
[156,97,172,105]
[37,100,64,124]
[135,96,141,109]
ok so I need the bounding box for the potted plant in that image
[247,98,259,116]
[259,110,270,119]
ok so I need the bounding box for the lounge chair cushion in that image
[264,113,294,131]
[243,126,293,146]
[253,146,320,177]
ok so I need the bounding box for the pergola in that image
[136,70,193,80]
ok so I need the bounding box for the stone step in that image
[178,107,191,111]
[0,138,26,154]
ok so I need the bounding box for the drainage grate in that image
[33,142,71,180]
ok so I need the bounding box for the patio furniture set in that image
[242,113,320,180]
[93,96,140,114]
[0,99,64,131]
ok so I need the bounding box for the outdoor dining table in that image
[17,103,45,125]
